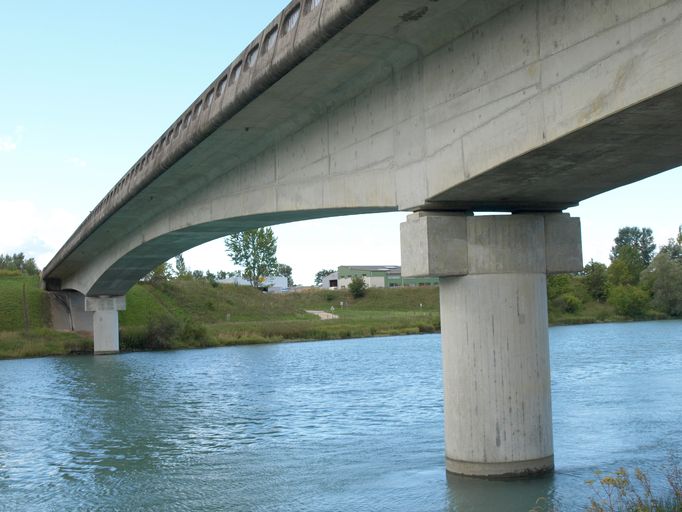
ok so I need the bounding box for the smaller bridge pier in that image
[84,296,126,355]
[401,212,582,477]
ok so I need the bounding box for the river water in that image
[1,321,681,511]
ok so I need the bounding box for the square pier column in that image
[84,296,126,355]
[401,212,582,478]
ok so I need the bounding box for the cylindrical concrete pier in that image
[440,273,553,477]
[439,215,554,477]
[441,215,556,477]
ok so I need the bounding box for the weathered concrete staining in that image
[84,296,126,355]
[43,0,682,298]
[49,291,94,333]
[402,213,582,477]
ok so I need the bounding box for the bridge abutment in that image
[401,212,581,477]
[84,296,126,355]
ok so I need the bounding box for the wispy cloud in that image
[0,200,80,268]
[0,136,17,152]
[0,125,25,153]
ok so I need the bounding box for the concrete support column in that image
[84,296,126,355]
[401,212,582,478]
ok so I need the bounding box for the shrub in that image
[181,319,208,344]
[583,260,608,302]
[120,315,209,351]
[608,285,650,318]
[530,460,682,511]
[553,293,582,314]
[547,274,572,300]
[120,315,180,351]
[348,275,367,299]
[585,465,682,512]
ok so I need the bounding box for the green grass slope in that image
[4,271,657,360]
[119,281,439,327]
[116,281,441,349]
[0,274,51,331]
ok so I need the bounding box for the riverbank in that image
[0,276,440,358]
[119,279,440,348]
[0,275,672,359]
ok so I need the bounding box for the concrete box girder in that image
[44,0,680,297]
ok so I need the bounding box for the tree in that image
[658,226,682,262]
[277,263,294,287]
[205,270,218,287]
[582,260,608,302]
[641,252,682,316]
[143,262,173,284]
[348,275,367,298]
[314,269,335,286]
[608,245,645,286]
[175,254,190,278]
[224,227,278,287]
[610,227,656,267]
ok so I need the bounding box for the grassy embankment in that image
[0,275,439,358]
[0,272,670,360]
[0,273,90,358]
[119,279,440,351]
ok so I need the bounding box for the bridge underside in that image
[80,207,392,297]
[427,85,682,212]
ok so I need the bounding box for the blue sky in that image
[1,1,680,285]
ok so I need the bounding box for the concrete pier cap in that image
[400,211,582,278]
[84,296,126,355]
[401,211,582,478]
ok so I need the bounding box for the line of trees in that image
[0,253,40,275]
[550,225,682,319]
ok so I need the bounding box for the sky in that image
[1,1,680,286]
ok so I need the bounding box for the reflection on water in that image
[446,472,556,512]
[0,320,680,511]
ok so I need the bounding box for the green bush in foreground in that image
[531,461,682,512]
[584,466,682,512]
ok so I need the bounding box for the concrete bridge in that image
[43,0,682,478]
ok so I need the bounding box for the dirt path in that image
[305,310,339,320]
